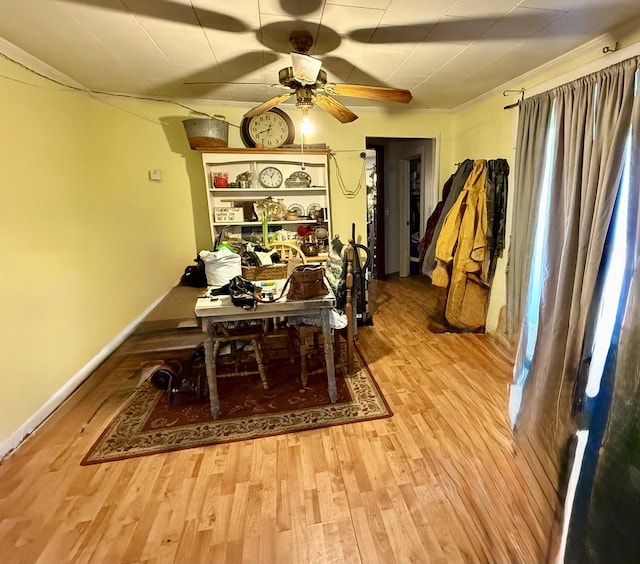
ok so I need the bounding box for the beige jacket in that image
[432,160,489,331]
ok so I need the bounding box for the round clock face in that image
[240,108,295,148]
[259,166,283,188]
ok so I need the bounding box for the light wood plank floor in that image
[0,275,555,564]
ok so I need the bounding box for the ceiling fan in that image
[242,30,412,124]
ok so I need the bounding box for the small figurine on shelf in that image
[236,171,252,188]
[263,196,286,221]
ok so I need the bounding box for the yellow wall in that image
[0,56,200,448]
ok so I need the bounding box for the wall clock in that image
[240,108,295,149]
[258,166,283,188]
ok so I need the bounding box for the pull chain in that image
[300,115,306,170]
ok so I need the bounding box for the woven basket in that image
[242,264,288,281]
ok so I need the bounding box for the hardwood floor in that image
[0,275,555,564]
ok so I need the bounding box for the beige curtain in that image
[506,93,553,337]
[511,57,640,485]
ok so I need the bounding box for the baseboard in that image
[0,289,172,460]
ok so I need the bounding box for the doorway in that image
[366,137,437,279]
[365,146,385,279]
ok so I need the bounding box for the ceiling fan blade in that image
[326,84,412,104]
[315,94,358,123]
[244,93,293,118]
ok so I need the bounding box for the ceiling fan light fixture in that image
[300,110,313,134]
[291,53,322,85]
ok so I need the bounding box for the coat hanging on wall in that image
[432,160,490,331]
[485,158,510,283]
[422,157,509,332]
[420,159,474,277]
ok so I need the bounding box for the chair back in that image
[269,241,308,264]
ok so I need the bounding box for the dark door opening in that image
[366,137,436,279]
[365,144,385,280]
[409,156,421,275]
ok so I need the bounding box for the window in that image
[585,129,632,398]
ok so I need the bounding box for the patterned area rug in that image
[82,348,391,465]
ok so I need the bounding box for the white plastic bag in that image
[199,247,241,288]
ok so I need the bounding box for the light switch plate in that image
[148,169,162,182]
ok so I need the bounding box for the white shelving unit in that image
[199,148,332,245]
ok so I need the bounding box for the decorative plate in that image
[287,203,305,216]
[307,203,323,220]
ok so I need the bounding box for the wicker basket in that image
[242,264,288,281]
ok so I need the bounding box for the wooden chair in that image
[296,240,355,385]
[335,241,355,375]
[269,240,307,265]
[204,321,269,418]
[208,321,269,383]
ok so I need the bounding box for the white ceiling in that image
[1,0,640,113]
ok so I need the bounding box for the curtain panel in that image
[506,93,553,337]
[508,56,640,486]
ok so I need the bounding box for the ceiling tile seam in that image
[382,21,436,85]
[127,12,176,69]
[190,2,223,73]
[491,4,569,36]
[314,0,329,55]
[255,5,288,87]
[53,3,137,71]
[409,44,478,87]
[386,39,474,87]
[456,43,527,82]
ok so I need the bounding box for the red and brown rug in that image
[81,347,391,465]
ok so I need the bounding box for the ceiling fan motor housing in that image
[289,30,314,53]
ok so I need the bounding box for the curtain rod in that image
[503,88,525,110]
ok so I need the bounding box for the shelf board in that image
[209,187,327,193]
[214,220,321,226]
[197,146,330,155]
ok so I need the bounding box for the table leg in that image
[320,308,337,403]
[204,322,220,419]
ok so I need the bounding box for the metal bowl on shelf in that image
[284,170,312,188]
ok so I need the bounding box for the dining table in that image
[195,280,337,418]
